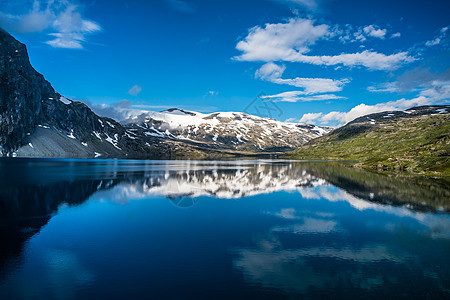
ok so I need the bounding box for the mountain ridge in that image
[122,108,330,152]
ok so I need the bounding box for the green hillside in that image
[285,106,450,177]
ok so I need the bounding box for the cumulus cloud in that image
[338,24,391,43]
[297,112,323,123]
[255,62,287,81]
[363,25,386,39]
[235,18,414,70]
[391,32,401,39]
[425,26,448,47]
[299,80,450,126]
[235,18,331,61]
[0,0,101,49]
[255,62,349,95]
[128,85,142,96]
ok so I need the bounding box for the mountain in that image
[285,105,450,176]
[123,108,330,152]
[0,29,329,158]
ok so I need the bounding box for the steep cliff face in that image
[0,28,56,154]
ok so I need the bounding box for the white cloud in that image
[254,62,348,102]
[255,62,349,94]
[128,85,142,96]
[265,91,346,102]
[272,78,347,93]
[235,18,414,70]
[339,24,398,43]
[299,51,414,70]
[425,38,441,47]
[353,29,367,42]
[0,0,101,49]
[299,80,450,126]
[425,26,448,47]
[235,18,331,61]
[255,62,287,81]
[47,33,83,49]
[337,25,366,43]
[298,112,323,123]
[363,25,386,39]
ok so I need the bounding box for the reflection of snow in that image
[85,161,450,240]
[91,162,325,203]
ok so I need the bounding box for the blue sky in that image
[1,0,449,125]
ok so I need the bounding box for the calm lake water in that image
[0,158,449,299]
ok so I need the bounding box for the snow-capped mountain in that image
[123,108,331,152]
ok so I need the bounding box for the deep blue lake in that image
[0,159,449,299]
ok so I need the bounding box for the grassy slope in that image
[284,112,450,177]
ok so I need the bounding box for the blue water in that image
[0,159,449,299]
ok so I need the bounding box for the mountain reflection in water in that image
[0,159,449,299]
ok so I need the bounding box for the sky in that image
[0,0,449,126]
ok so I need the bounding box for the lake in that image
[0,158,449,299]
